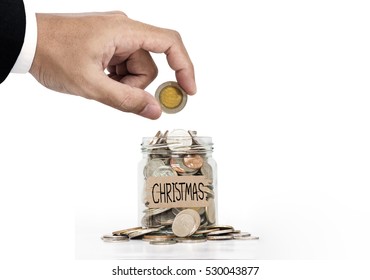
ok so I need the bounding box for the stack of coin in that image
[103,224,259,245]
[140,129,216,233]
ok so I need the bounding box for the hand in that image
[29,12,196,119]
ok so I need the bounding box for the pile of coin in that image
[101,224,259,245]
[140,130,216,229]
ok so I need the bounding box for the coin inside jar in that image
[155,82,187,114]
[183,154,204,169]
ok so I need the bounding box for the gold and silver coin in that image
[155,81,187,114]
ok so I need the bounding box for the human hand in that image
[29,12,196,119]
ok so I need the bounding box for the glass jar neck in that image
[141,136,213,156]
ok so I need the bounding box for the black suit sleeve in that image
[0,0,26,83]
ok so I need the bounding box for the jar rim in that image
[141,136,213,154]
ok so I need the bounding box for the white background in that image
[0,0,370,278]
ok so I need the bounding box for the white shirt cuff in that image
[11,0,37,74]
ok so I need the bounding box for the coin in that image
[207,228,234,236]
[231,232,251,238]
[112,226,143,236]
[207,234,234,240]
[206,225,234,230]
[200,162,213,182]
[155,81,187,114]
[194,228,219,235]
[172,209,200,237]
[166,129,192,151]
[170,156,198,175]
[143,207,170,216]
[101,234,129,242]
[149,240,177,245]
[128,227,164,239]
[233,235,259,240]
[176,236,207,243]
[152,165,178,177]
[183,154,204,169]
[205,198,216,224]
[144,159,165,178]
[149,131,162,145]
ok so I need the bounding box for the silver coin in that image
[200,162,213,182]
[144,159,165,178]
[172,209,200,237]
[176,236,207,243]
[207,228,234,236]
[231,232,251,238]
[128,227,164,239]
[206,225,234,231]
[149,239,177,245]
[143,207,171,216]
[207,234,233,241]
[152,165,178,177]
[149,131,162,145]
[101,234,129,242]
[166,129,192,151]
[234,235,259,240]
[205,198,216,224]
[112,227,143,236]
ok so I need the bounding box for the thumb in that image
[90,74,162,119]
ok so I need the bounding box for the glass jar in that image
[138,129,217,236]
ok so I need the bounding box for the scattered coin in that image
[107,225,259,245]
[207,234,234,241]
[112,227,143,236]
[176,236,207,243]
[101,234,129,242]
[207,228,234,236]
[233,235,259,240]
[149,240,177,245]
[128,227,164,239]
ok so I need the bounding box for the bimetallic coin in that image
[155,81,187,114]
[152,165,178,177]
[183,154,204,169]
[149,240,177,245]
[172,209,200,237]
[101,234,129,242]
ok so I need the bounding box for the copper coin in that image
[183,154,204,169]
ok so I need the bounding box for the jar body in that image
[138,130,217,233]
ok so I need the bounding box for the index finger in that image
[131,21,197,95]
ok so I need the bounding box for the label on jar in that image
[145,176,211,208]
